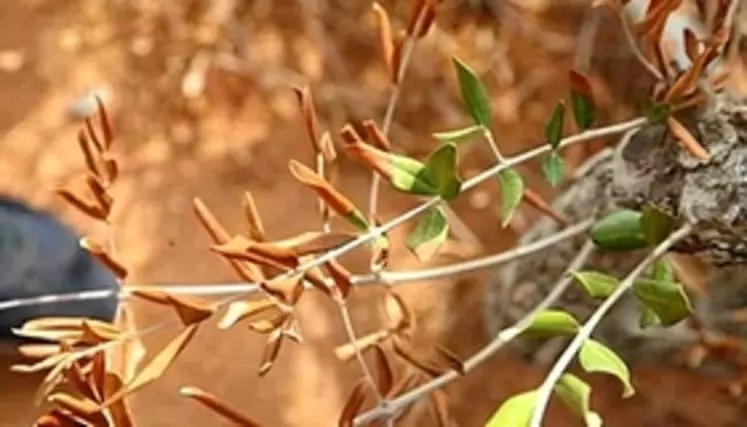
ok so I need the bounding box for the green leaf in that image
[345,210,370,232]
[651,258,675,283]
[388,153,440,196]
[423,142,462,200]
[637,302,662,329]
[433,125,484,144]
[644,102,671,124]
[569,71,596,130]
[591,209,647,251]
[497,168,524,227]
[545,102,566,149]
[542,152,564,187]
[571,271,620,299]
[554,373,603,427]
[578,339,635,398]
[406,206,449,262]
[632,279,693,326]
[640,203,675,246]
[453,57,492,127]
[521,310,580,338]
[485,390,537,427]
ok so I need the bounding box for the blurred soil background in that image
[1,0,747,426]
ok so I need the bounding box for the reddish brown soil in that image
[0,1,745,426]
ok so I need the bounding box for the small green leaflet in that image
[485,390,537,427]
[651,258,675,282]
[569,71,596,130]
[571,271,620,299]
[423,142,462,200]
[433,125,484,144]
[345,211,370,232]
[637,302,662,329]
[554,373,603,427]
[497,167,524,227]
[545,101,566,149]
[406,206,449,262]
[644,102,671,124]
[521,309,580,338]
[542,151,564,187]
[640,203,675,246]
[633,278,693,326]
[386,144,462,200]
[578,338,635,398]
[591,209,647,251]
[453,57,492,127]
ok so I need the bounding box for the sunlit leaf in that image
[485,390,537,427]
[591,209,647,251]
[571,271,620,299]
[433,125,484,144]
[497,168,524,227]
[521,310,580,338]
[640,203,675,246]
[542,152,564,187]
[453,57,492,126]
[578,339,635,398]
[569,70,596,130]
[554,373,603,427]
[339,379,370,427]
[180,386,262,427]
[545,101,566,149]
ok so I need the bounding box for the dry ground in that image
[0,1,745,426]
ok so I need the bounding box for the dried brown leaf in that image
[212,235,299,269]
[429,389,453,427]
[324,260,354,300]
[180,386,262,426]
[56,179,108,221]
[362,120,391,152]
[683,28,700,62]
[319,131,337,163]
[435,345,465,376]
[340,125,394,181]
[522,188,568,227]
[667,116,710,160]
[80,237,128,279]
[193,198,263,282]
[261,275,304,306]
[77,129,102,179]
[94,96,114,150]
[102,324,199,409]
[249,311,289,334]
[288,160,362,220]
[242,191,267,242]
[274,231,357,257]
[392,337,447,377]
[372,3,395,82]
[103,156,119,185]
[258,327,284,376]
[371,344,394,396]
[384,291,413,333]
[166,294,215,326]
[338,379,369,427]
[292,85,322,155]
[407,0,437,38]
[103,373,135,427]
[218,298,276,330]
[48,393,107,426]
[84,117,104,153]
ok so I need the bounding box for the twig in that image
[528,223,694,427]
[0,219,593,312]
[617,9,666,82]
[352,239,597,425]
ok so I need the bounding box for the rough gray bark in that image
[485,93,747,366]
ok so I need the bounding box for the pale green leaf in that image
[545,101,566,149]
[542,152,564,187]
[578,339,635,398]
[497,168,524,227]
[554,373,603,427]
[571,271,620,299]
[406,206,449,262]
[424,142,462,200]
[485,390,537,427]
[591,210,647,251]
[640,203,675,246]
[388,153,439,196]
[433,125,484,144]
[521,310,580,338]
[632,279,693,326]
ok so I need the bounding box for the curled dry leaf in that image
[18,343,63,360]
[94,96,114,150]
[259,327,284,377]
[362,119,391,151]
[109,302,146,386]
[242,191,267,242]
[372,3,395,82]
[80,237,128,279]
[392,336,450,378]
[34,409,85,427]
[324,260,354,300]
[407,0,437,38]
[193,197,264,282]
[288,160,367,226]
[212,235,299,269]
[165,294,215,326]
[249,310,289,334]
[260,275,304,306]
[47,393,107,426]
[434,345,466,376]
[103,373,135,427]
[666,116,709,160]
[274,231,357,257]
[683,28,701,62]
[292,85,322,156]
[319,131,337,162]
[338,379,370,427]
[335,329,391,362]
[84,175,113,213]
[180,386,263,427]
[77,129,102,179]
[371,344,394,396]
[102,324,200,409]
[56,177,109,221]
[522,188,569,226]
[218,298,276,330]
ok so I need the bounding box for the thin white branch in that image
[0,219,593,312]
[528,223,694,427]
[353,239,597,425]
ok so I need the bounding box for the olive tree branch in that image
[352,239,597,425]
[528,223,694,427]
